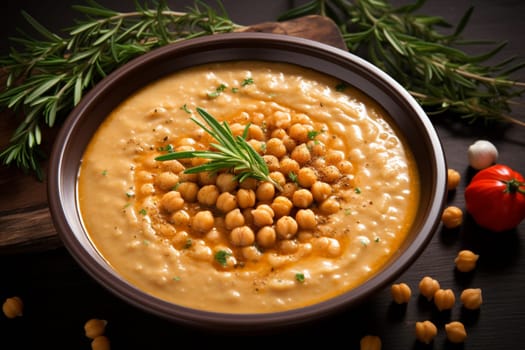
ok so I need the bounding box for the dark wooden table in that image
[1,1,524,349]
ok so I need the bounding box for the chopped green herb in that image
[125,191,134,198]
[173,276,181,281]
[354,187,361,194]
[214,250,232,266]
[374,237,380,243]
[139,208,147,216]
[172,182,181,191]
[231,87,239,93]
[157,144,173,152]
[183,238,192,249]
[288,171,298,184]
[344,208,352,216]
[143,239,150,245]
[180,104,191,114]
[295,273,305,283]
[307,130,320,140]
[101,169,108,176]
[241,77,254,86]
[207,83,227,98]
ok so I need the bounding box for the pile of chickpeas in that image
[135,109,356,268]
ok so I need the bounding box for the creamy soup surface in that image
[78,61,419,313]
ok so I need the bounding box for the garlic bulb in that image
[467,140,498,170]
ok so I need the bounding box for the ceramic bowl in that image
[48,32,447,332]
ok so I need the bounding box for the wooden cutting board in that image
[0,15,346,254]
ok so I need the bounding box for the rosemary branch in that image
[1,0,524,179]
[0,0,242,179]
[155,107,282,191]
[279,0,525,126]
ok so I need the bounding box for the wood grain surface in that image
[1,1,524,349]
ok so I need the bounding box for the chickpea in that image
[237,188,256,209]
[447,168,461,191]
[263,155,280,172]
[269,171,286,188]
[295,209,317,230]
[271,196,293,218]
[239,177,258,190]
[441,206,463,228]
[290,144,311,165]
[418,276,440,301]
[171,230,190,249]
[280,182,298,199]
[292,189,314,208]
[251,207,274,227]
[139,183,155,196]
[455,249,479,272]
[177,181,199,202]
[216,172,238,193]
[197,184,219,206]
[337,160,354,175]
[319,165,341,183]
[178,172,199,183]
[288,123,309,143]
[312,236,341,256]
[311,181,332,202]
[434,288,455,311]
[415,320,437,344]
[216,192,238,213]
[271,128,287,139]
[84,318,107,339]
[307,140,326,157]
[2,296,23,318]
[460,288,483,310]
[248,139,263,154]
[91,335,111,350]
[391,282,412,304]
[282,135,297,152]
[248,124,265,140]
[155,171,180,191]
[279,157,300,176]
[230,226,255,247]
[161,159,185,174]
[265,138,287,158]
[198,171,217,186]
[256,181,275,202]
[170,209,190,227]
[229,123,245,137]
[256,226,277,248]
[297,167,317,188]
[275,216,299,239]
[271,110,292,129]
[191,210,214,233]
[325,150,345,164]
[360,335,382,350]
[279,239,299,254]
[319,197,340,214]
[158,191,183,213]
[225,208,245,230]
[445,321,467,343]
[242,246,262,261]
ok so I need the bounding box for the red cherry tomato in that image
[464,164,525,232]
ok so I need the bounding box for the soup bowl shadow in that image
[48,32,447,333]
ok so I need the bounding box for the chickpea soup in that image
[77,61,419,313]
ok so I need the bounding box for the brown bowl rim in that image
[47,32,447,332]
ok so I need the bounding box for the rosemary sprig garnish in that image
[155,107,282,191]
[1,0,524,179]
[278,0,525,126]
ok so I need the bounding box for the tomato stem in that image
[505,178,525,195]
